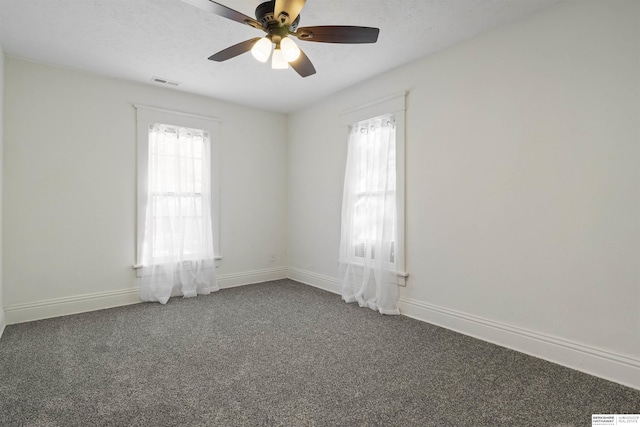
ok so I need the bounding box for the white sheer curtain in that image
[339,114,399,315]
[140,124,218,304]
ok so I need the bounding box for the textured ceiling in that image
[0,0,561,113]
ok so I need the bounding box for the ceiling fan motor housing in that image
[255,0,300,31]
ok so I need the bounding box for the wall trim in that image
[288,267,640,391]
[400,297,640,391]
[217,266,288,289]
[4,288,141,325]
[287,267,341,295]
[339,91,407,125]
[134,104,221,124]
[4,267,289,325]
[0,308,6,340]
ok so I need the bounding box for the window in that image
[350,115,397,264]
[145,123,209,262]
[339,92,407,284]
[338,92,407,315]
[134,105,221,278]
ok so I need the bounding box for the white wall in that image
[2,0,638,390]
[288,0,640,388]
[0,42,5,336]
[3,57,288,321]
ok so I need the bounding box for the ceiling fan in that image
[182,0,380,77]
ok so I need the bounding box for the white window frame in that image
[340,91,408,286]
[134,104,221,277]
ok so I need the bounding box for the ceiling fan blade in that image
[181,0,263,29]
[290,47,316,78]
[208,38,262,62]
[274,0,306,25]
[293,26,380,43]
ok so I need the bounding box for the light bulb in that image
[280,37,300,62]
[251,37,272,63]
[271,47,288,69]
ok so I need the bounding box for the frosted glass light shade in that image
[280,37,300,62]
[251,37,272,62]
[271,48,289,69]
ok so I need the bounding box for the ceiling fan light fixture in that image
[250,37,272,62]
[190,0,379,78]
[271,47,289,69]
[280,37,301,62]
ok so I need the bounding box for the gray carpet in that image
[0,279,638,426]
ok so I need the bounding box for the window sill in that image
[339,260,408,286]
[133,256,222,278]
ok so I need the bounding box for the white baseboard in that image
[399,297,640,391]
[288,267,640,391]
[4,287,141,325]
[0,307,6,340]
[3,267,289,325]
[217,266,288,289]
[287,267,341,295]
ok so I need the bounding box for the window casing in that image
[340,92,407,285]
[135,105,221,276]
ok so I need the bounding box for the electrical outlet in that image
[269,253,277,263]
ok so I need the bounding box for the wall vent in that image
[151,76,180,86]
